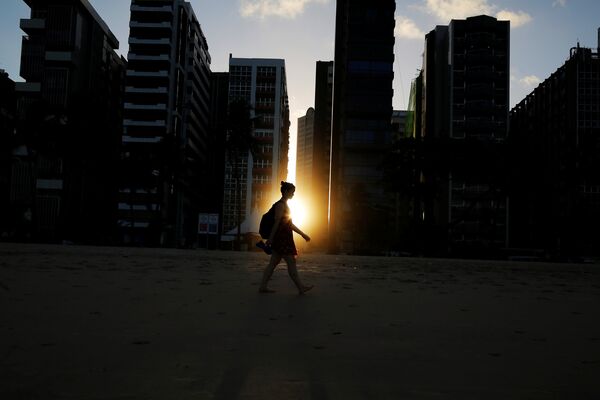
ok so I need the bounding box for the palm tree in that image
[225,99,256,250]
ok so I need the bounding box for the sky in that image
[2,0,600,182]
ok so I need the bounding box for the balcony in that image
[15,82,41,92]
[45,51,74,63]
[124,103,167,110]
[126,70,169,77]
[466,50,494,65]
[124,119,166,127]
[130,5,173,12]
[465,118,495,131]
[465,67,494,82]
[125,86,167,93]
[20,18,45,33]
[36,179,63,190]
[465,84,494,98]
[465,100,494,113]
[128,54,169,61]
[122,135,162,144]
[129,21,172,29]
[129,38,170,46]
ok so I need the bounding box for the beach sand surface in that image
[1,243,599,399]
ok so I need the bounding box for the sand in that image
[1,243,599,399]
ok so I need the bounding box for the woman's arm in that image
[291,223,311,242]
[266,203,284,245]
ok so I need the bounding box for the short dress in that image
[271,202,298,256]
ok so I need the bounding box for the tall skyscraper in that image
[204,71,229,238]
[0,70,16,237]
[418,15,510,255]
[119,0,211,247]
[15,0,125,243]
[312,61,334,243]
[296,107,315,194]
[510,40,600,257]
[330,0,396,254]
[222,57,290,237]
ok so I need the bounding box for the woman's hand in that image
[302,233,311,242]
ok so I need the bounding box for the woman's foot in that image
[299,285,314,295]
[259,287,276,293]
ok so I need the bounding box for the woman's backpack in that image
[259,201,281,239]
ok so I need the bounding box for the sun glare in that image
[289,197,309,228]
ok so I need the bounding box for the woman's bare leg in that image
[283,255,313,294]
[259,253,282,292]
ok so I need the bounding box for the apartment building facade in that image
[510,40,600,256]
[119,0,211,247]
[418,15,510,255]
[15,0,125,243]
[222,57,289,236]
[330,0,396,254]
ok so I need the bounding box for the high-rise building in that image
[510,40,600,257]
[330,0,396,254]
[119,0,211,247]
[296,108,315,193]
[0,70,16,237]
[311,61,334,243]
[15,0,125,243]
[418,15,510,255]
[203,71,229,239]
[222,57,289,237]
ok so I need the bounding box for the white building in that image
[223,56,290,236]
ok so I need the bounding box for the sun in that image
[288,196,309,228]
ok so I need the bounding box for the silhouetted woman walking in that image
[259,181,313,294]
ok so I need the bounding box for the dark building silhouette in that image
[417,15,510,256]
[14,0,126,243]
[0,70,16,238]
[296,107,315,196]
[295,61,333,247]
[312,60,334,244]
[510,39,600,257]
[205,71,229,239]
[119,0,211,247]
[330,0,396,254]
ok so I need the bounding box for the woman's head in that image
[280,181,296,199]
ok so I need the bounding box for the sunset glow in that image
[289,196,310,229]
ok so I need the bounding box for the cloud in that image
[496,10,532,27]
[519,75,541,88]
[552,0,567,7]
[422,0,494,21]
[395,16,426,40]
[419,0,532,28]
[240,0,328,19]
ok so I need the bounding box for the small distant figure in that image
[258,181,313,295]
